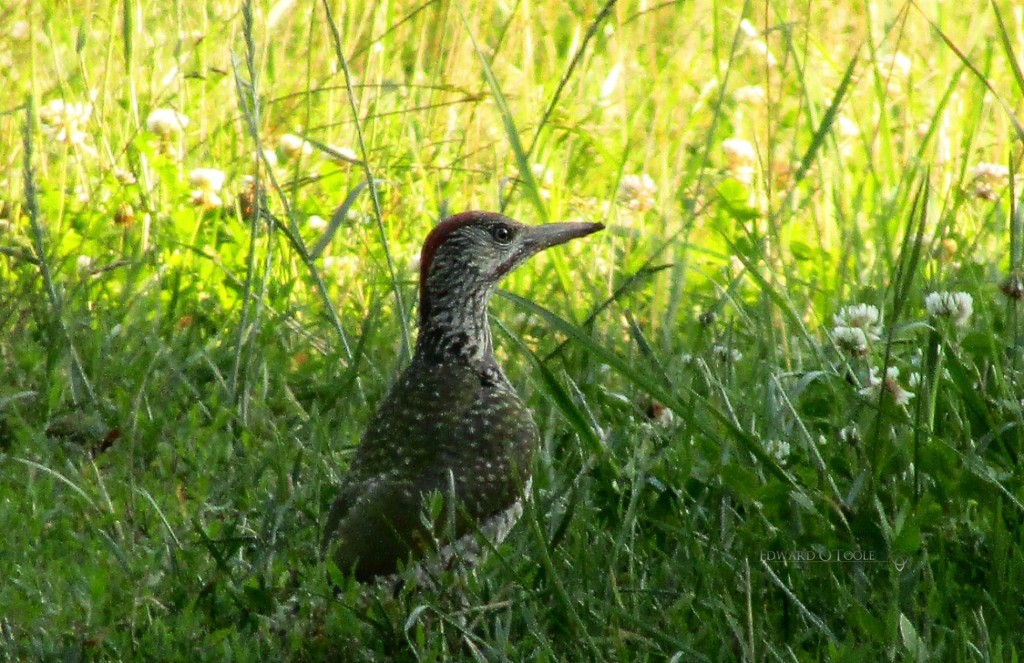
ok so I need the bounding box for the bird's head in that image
[418,211,604,324]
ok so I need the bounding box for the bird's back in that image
[324,356,539,580]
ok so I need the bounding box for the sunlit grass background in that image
[2,0,1023,659]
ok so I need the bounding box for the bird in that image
[323,211,604,582]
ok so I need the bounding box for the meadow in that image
[1,0,1023,659]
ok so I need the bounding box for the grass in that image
[1,0,1023,659]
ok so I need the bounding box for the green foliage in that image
[1,0,1024,659]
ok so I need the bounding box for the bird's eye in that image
[491,224,515,244]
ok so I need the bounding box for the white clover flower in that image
[145,108,189,137]
[859,366,914,406]
[835,115,859,138]
[925,291,973,327]
[831,326,870,357]
[189,167,226,209]
[40,99,91,131]
[114,168,137,185]
[39,98,95,154]
[308,215,328,231]
[877,51,912,78]
[76,255,93,273]
[722,137,757,168]
[618,173,657,212]
[190,167,225,191]
[278,133,313,160]
[733,85,766,104]
[972,162,1010,200]
[972,162,1009,185]
[833,304,882,341]
[732,165,755,185]
[764,439,791,463]
[10,20,29,40]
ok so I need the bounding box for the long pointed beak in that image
[521,221,604,255]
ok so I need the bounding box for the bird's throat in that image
[415,285,495,364]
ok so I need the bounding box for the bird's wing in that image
[322,361,478,545]
[322,480,359,549]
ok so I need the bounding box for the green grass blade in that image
[495,318,605,457]
[501,290,800,490]
[515,0,618,209]
[793,50,858,186]
[991,0,1024,105]
[12,457,96,508]
[22,96,95,405]
[456,6,548,222]
[310,178,387,261]
[322,0,412,361]
[923,5,1024,142]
